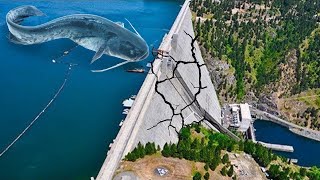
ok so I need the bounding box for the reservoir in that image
[0,0,182,179]
[254,120,320,167]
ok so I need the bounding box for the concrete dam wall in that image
[96,1,222,179]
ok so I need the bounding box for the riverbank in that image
[254,120,320,167]
[251,108,320,142]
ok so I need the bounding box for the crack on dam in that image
[147,31,208,135]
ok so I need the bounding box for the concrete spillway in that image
[96,1,223,179]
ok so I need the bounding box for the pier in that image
[247,113,294,153]
[257,141,294,153]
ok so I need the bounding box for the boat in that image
[126,68,145,73]
[122,108,130,115]
[123,98,134,108]
[122,95,137,108]
[130,95,137,100]
[119,120,124,126]
[63,51,69,55]
[146,63,152,68]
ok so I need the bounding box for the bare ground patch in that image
[115,152,266,180]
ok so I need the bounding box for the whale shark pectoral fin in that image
[115,22,124,28]
[91,44,107,64]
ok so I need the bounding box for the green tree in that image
[180,127,191,141]
[221,166,228,176]
[222,154,229,164]
[204,163,209,171]
[193,172,202,180]
[125,152,137,162]
[300,167,307,177]
[204,172,210,180]
[227,165,234,177]
[137,142,145,158]
[162,143,171,157]
[145,142,155,155]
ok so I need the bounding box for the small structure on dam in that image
[96,1,228,179]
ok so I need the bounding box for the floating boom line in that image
[0,64,74,158]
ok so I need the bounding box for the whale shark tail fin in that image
[91,61,130,73]
[7,32,27,45]
[7,6,46,24]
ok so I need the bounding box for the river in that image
[0,0,182,179]
[254,120,320,167]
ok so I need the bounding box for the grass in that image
[292,89,320,109]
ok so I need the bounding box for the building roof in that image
[231,106,239,112]
[239,103,252,132]
[240,103,251,120]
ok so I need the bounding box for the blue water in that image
[254,120,320,167]
[0,0,182,179]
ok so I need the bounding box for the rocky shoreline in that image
[251,108,320,142]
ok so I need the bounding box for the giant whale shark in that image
[6,5,149,71]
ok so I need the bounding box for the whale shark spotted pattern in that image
[6,5,149,70]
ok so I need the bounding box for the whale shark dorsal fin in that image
[91,44,107,64]
[115,22,124,28]
[125,18,141,38]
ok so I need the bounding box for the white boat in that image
[146,63,152,68]
[122,95,137,108]
[119,120,124,126]
[122,98,134,108]
[122,109,129,115]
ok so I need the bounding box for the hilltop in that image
[190,0,320,130]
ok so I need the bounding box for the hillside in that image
[117,125,320,179]
[190,0,320,130]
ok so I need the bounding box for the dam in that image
[95,1,235,179]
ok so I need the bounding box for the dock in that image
[247,118,294,152]
[290,158,298,164]
[257,141,294,152]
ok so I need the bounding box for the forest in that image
[190,0,320,100]
[124,124,320,179]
